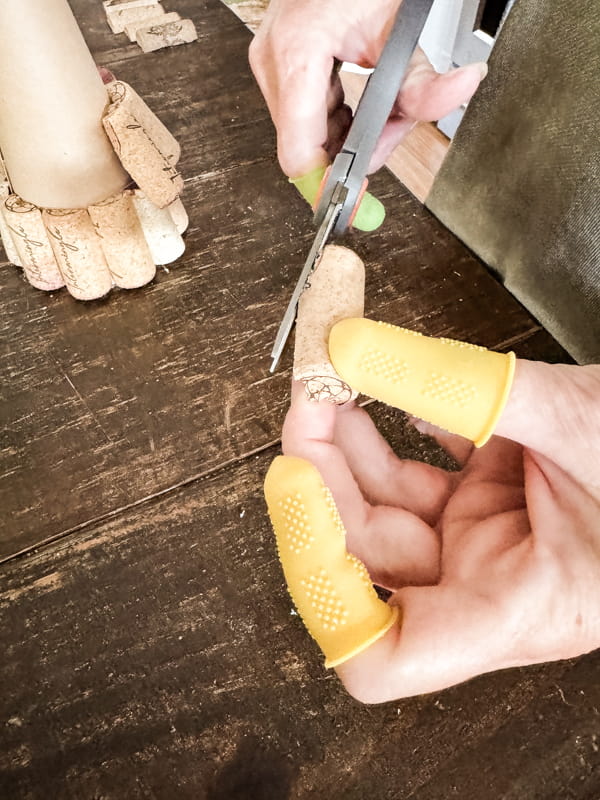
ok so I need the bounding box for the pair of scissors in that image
[269,0,434,373]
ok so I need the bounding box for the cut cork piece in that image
[124,11,179,42]
[0,182,21,266]
[105,2,163,34]
[136,19,198,53]
[132,190,185,265]
[88,190,156,289]
[103,80,183,208]
[42,209,113,300]
[293,244,365,404]
[2,194,64,289]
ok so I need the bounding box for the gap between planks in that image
[0,438,283,568]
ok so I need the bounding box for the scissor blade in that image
[270,188,345,372]
[313,0,435,235]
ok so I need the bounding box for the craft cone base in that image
[0,0,129,208]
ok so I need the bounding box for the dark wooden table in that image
[1,1,598,797]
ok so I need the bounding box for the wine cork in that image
[294,244,365,404]
[132,190,185,265]
[88,190,156,289]
[42,209,113,300]
[167,197,189,234]
[2,194,64,289]
[136,19,198,53]
[105,2,163,34]
[0,0,130,208]
[0,182,22,266]
[124,11,180,42]
[103,81,183,208]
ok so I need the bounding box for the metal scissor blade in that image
[313,0,435,234]
[270,185,346,372]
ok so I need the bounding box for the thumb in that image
[399,54,488,122]
[335,584,513,701]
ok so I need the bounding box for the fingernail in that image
[477,62,488,80]
[98,66,116,84]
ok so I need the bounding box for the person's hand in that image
[249,0,487,178]
[265,322,600,701]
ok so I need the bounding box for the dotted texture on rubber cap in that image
[264,456,398,668]
[329,318,515,447]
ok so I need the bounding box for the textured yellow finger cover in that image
[264,456,398,668]
[329,318,516,447]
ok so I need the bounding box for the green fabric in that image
[427,0,600,363]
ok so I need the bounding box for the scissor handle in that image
[314,0,435,234]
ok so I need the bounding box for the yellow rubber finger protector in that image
[329,318,516,447]
[264,455,399,669]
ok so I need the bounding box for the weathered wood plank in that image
[0,0,566,560]
[0,447,597,798]
[68,0,240,69]
[0,3,591,797]
[219,0,269,33]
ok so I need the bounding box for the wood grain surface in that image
[1,449,599,799]
[0,0,561,560]
[1,2,597,797]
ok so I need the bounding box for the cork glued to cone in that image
[167,197,189,235]
[132,190,185,266]
[0,182,22,267]
[42,208,113,301]
[103,81,183,209]
[0,182,189,298]
[0,0,189,297]
[2,193,65,289]
[88,190,156,289]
